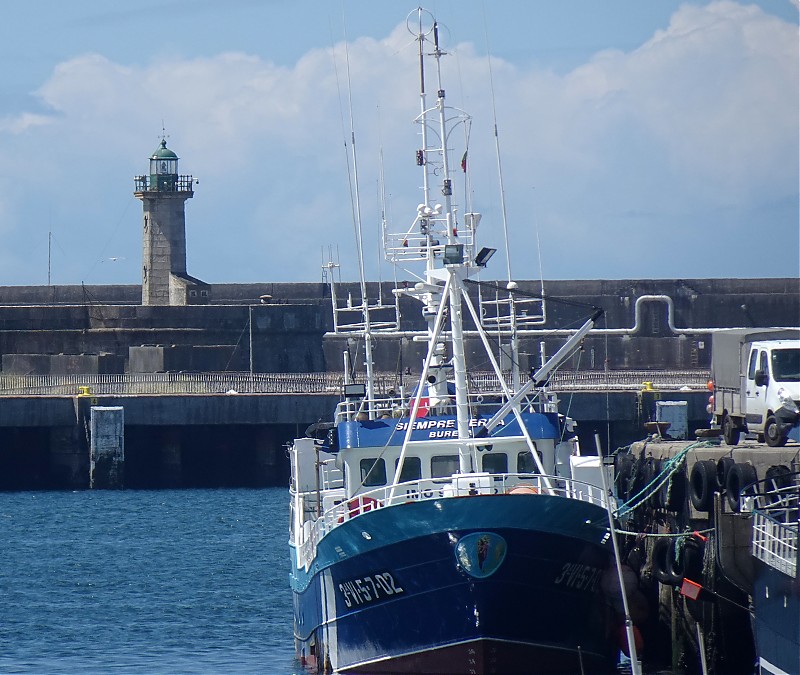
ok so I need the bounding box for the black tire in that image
[765,415,787,447]
[722,413,740,446]
[652,537,682,586]
[655,459,668,509]
[684,532,713,622]
[679,536,705,583]
[726,463,758,512]
[716,456,735,491]
[690,460,717,512]
[628,457,648,505]
[615,453,635,502]
[664,467,688,512]
[644,457,660,509]
[631,456,655,508]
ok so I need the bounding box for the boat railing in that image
[319,458,344,490]
[333,392,546,424]
[754,483,799,523]
[383,226,476,265]
[480,294,546,329]
[752,509,798,578]
[296,472,608,569]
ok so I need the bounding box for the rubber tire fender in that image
[642,457,658,509]
[615,452,635,502]
[651,537,682,587]
[655,459,669,509]
[663,467,688,512]
[658,460,687,512]
[716,456,735,491]
[673,535,705,583]
[725,463,758,512]
[690,460,717,513]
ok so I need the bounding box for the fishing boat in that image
[289,9,624,674]
[750,469,799,675]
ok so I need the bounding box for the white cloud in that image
[0,112,53,134]
[0,1,795,285]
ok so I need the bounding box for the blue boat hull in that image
[752,561,800,675]
[291,494,621,674]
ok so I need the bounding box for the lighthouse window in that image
[394,456,421,482]
[482,453,508,474]
[360,458,386,487]
[431,455,459,478]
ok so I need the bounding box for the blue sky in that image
[0,0,797,286]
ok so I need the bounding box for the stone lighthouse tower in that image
[134,139,207,306]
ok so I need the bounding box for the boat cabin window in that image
[360,458,387,486]
[394,456,422,482]
[431,455,459,478]
[517,450,542,473]
[482,453,508,474]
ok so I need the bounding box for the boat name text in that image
[394,418,505,436]
[553,562,603,593]
[338,572,404,608]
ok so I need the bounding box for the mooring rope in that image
[616,439,719,517]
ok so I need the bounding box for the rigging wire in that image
[464,277,603,313]
[482,3,513,285]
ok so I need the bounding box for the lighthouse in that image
[134,139,208,306]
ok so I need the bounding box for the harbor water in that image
[1,487,671,675]
[0,488,297,674]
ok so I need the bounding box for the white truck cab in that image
[712,329,800,447]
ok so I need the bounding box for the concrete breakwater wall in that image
[0,382,710,491]
[0,277,796,490]
[0,278,796,376]
[0,391,339,491]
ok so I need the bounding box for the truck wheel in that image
[722,413,740,446]
[765,415,787,448]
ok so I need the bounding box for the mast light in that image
[475,247,496,267]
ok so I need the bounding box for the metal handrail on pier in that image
[0,369,711,397]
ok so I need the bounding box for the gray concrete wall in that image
[0,279,795,377]
[0,303,329,373]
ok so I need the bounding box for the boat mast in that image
[429,21,471,448]
[343,26,376,414]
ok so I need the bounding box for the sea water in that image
[0,488,298,675]
[1,488,672,675]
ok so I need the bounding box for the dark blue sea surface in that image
[0,488,298,674]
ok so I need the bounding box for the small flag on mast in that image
[460,150,468,173]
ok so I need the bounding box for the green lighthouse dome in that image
[151,139,179,161]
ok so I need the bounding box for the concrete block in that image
[90,406,124,489]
